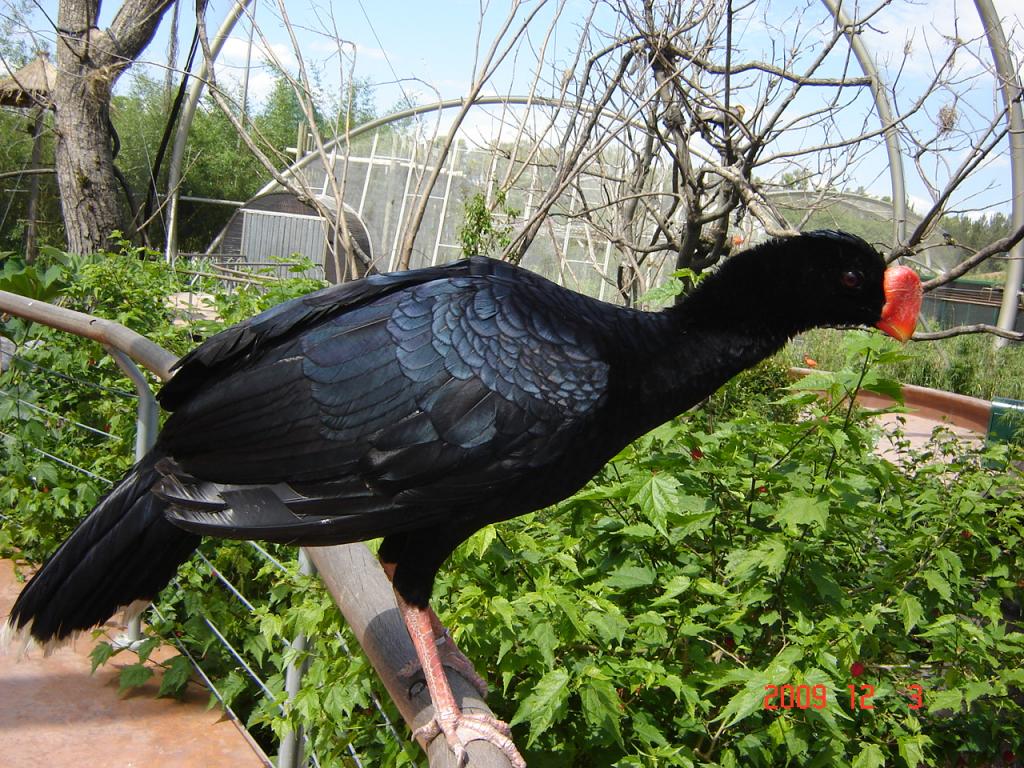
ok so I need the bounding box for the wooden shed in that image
[210,191,373,283]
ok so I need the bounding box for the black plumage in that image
[5,230,920,765]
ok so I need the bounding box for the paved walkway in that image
[0,560,268,768]
[858,388,987,459]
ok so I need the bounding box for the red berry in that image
[690,447,704,460]
[722,637,736,651]
[1003,751,1015,763]
[961,530,973,539]
[850,661,866,678]
[756,485,768,494]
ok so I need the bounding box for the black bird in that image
[5,230,920,766]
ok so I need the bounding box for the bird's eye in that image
[841,270,863,289]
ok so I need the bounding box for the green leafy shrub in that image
[431,333,1024,767]
[0,245,194,561]
[791,329,1024,402]
[459,189,520,257]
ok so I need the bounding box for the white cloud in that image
[861,0,1023,83]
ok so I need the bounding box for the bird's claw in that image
[414,710,525,768]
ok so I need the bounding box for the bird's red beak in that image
[875,265,922,342]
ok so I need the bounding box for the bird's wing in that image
[158,258,479,411]
[155,262,611,544]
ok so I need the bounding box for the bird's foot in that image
[399,628,489,698]
[436,630,489,697]
[414,709,525,768]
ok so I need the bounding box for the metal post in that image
[279,549,315,768]
[165,0,255,263]
[106,347,160,645]
[822,0,908,249]
[975,0,1024,347]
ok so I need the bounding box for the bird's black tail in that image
[3,451,200,647]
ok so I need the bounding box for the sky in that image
[5,0,1024,218]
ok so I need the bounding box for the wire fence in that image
[0,335,411,767]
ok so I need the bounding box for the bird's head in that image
[799,230,921,341]
[708,230,921,341]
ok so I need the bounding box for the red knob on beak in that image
[875,265,922,342]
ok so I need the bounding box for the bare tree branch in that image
[914,324,1023,342]
[922,222,1024,290]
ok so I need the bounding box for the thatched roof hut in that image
[0,54,56,109]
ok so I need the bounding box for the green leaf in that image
[775,493,829,534]
[789,371,841,392]
[922,569,952,602]
[118,662,154,695]
[579,674,624,746]
[585,607,629,645]
[629,473,679,535]
[659,574,692,600]
[528,622,559,669]
[714,670,776,727]
[89,641,116,673]
[157,655,194,698]
[851,742,886,768]
[135,636,160,664]
[859,371,905,402]
[673,510,717,536]
[604,564,656,590]
[897,594,924,634]
[896,734,931,767]
[808,570,844,604]
[471,526,497,558]
[509,668,570,745]
[963,679,990,706]
[631,710,669,747]
[695,578,730,598]
[927,688,963,714]
[571,481,632,502]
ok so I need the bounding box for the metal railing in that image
[0,288,515,767]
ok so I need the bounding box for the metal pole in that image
[238,0,256,147]
[0,290,178,380]
[106,347,160,644]
[821,0,908,249]
[23,108,45,264]
[165,0,255,263]
[279,549,314,768]
[976,0,1024,347]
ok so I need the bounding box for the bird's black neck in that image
[604,287,797,439]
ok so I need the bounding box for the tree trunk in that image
[51,0,174,255]
[52,66,124,255]
[23,108,45,263]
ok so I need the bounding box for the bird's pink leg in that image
[379,561,488,696]
[396,595,525,768]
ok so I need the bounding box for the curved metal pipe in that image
[976,0,1024,347]
[249,94,615,200]
[821,0,908,249]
